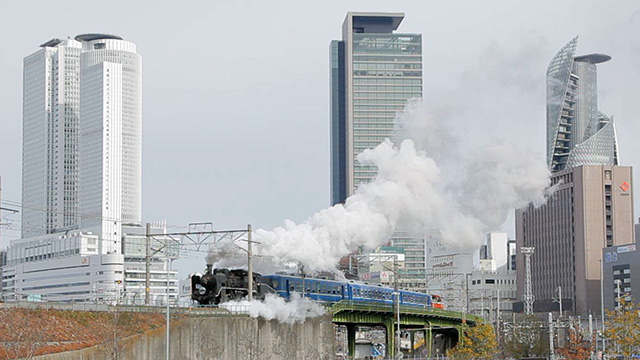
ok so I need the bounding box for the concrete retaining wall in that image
[30,315,335,360]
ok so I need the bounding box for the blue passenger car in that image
[264,274,346,302]
[263,274,432,308]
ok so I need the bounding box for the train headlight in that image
[195,284,206,295]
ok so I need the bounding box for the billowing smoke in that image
[205,236,243,265]
[205,34,555,275]
[220,293,325,324]
[250,100,551,272]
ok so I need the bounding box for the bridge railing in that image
[330,300,483,324]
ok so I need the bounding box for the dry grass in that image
[0,308,168,359]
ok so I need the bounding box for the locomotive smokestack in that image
[205,264,213,274]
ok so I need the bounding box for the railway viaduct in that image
[331,300,482,358]
[26,301,481,359]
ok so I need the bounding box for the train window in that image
[272,280,279,288]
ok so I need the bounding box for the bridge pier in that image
[346,324,356,358]
[383,318,395,359]
[331,301,478,359]
[409,331,415,356]
[427,326,432,357]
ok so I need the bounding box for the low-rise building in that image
[1,223,178,304]
[426,232,517,314]
[603,243,638,311]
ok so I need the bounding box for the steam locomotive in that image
[191,265,444,309]
[190,265,274,305]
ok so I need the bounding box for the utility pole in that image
[557,286,563,317]
[465,273,470,315]
[145,223,151,306]
[394,256,400,359]
[247,224,253,302]
[521,247,535,315]
[496,289,501,342]
[589,313,594,359]
[496,289,501,320]
[599,259,606,354]
[165,249,171,360]
[549,312,555,360]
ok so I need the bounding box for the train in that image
[191,265,445,309]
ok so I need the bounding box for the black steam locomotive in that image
[190,265,274,305]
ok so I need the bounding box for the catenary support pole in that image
[247,224,253,302]
[145,223,151,306]
[166,255,170,360]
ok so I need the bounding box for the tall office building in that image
[516,166,634,315]
[77,34,142,246]
[1,34,159,303]
[21,34,141,242]
[547,36,618,173]
[22,38,82,237]
[516,38,634,316]
[330,12,422,205]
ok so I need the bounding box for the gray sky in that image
[1,0,639,276]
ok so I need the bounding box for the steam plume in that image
[251,100,551,272]
[220,293,325,324]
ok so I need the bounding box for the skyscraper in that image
[77,34,142,246]
[330,12,423,205]
[1,34,156,303]
[516,38,634,316]
[330,13,426,289]
[22,38,82,237]
[547,36,618,173]
[21,34,142,242]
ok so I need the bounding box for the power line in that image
[0,198,191,230]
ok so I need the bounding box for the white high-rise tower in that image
[21,34,141,246]
[77,34,142,247]
[22,38,82,238]
[2,34,157,303]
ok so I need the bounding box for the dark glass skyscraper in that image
[330,12,423,205]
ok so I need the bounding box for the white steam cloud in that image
[220,293,326,324]
[249,100,551,272]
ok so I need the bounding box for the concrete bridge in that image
[331,300,482,358]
